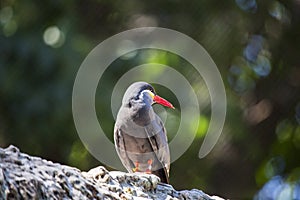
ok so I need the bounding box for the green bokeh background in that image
[1,0,300,198]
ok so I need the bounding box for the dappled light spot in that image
[234,75,255,93]
[275,120,294,143]
[251,54,271,77]
[228,58,256,93]
[43,26,65,48]
[2,19,17,37]
[255,176,284,199]
[0,6,18,37]
[196,115,209,138]
[229,65,242,76]
[243,35,264,63]
[68,141,89,170]
[255,176,300,200]
[277,183,293,199]
[269,1,291,24]
[143,50,169,65]
[228,35,272,94]
[265,157,285,178]
[235,0,257,13]
[295,184,300,200]
[140,56,168,78]
[243,34,272,78]
[275,119,300,149]
[244,99,272,125]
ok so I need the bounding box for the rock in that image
[0,145,224,200]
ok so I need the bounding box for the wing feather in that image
[147,115,170,176]
[114,127,135,172]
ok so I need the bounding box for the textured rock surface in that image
[0,145,224,200]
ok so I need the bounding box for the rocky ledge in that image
[0,145,224,200]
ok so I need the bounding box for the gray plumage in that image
[114,82,171,183]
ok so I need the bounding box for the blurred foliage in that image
[1,0,300,198]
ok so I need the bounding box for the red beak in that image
[153,95,175,109]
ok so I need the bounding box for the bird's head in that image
[122,82,174,109]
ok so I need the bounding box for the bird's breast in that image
[116,104,160,138]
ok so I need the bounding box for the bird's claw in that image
[133,162,140,172]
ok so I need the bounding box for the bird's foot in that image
[132,161,140,172]
[146,159,153,174]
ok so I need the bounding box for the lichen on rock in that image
[0,145,223,200]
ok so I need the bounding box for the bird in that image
[114,81,174,184]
